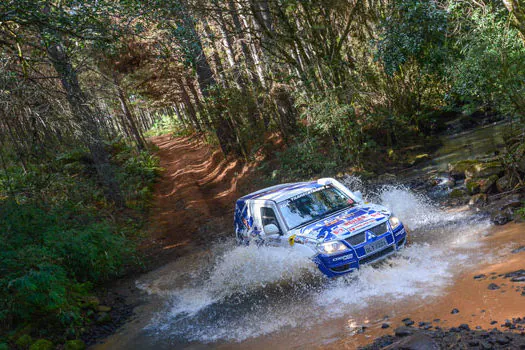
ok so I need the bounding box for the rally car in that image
[234,178,407,277]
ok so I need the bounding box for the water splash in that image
[138,184,491,344]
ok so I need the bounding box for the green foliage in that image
[64,339,86,350]
[276,138,337,180]
[145,113,186,137]
[15,334,33,349]
[111,141,163,208]
[297,94,366,164]
[0,200,132,331]
[0,140,159,339]
[376,0,448,75]
[517,204,525,220]
[447,5,525,117]
[29,339,54,350]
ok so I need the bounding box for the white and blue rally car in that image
[234,178,407,277]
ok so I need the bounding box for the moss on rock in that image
[465,161,503,179]
[466,178,481,195]
[448,160,479,179]
[449,188,466,198]
[479,175,499,193]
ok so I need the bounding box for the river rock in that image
[403,318,415,326]
[465,161,504,179]
[469,193,487,207]
[394,326,414,337]
[465,178,481,195]
[491,208,514,225]
[511,246,525,254]
[385,333,440,350]
[377,173,397,183]
[449,188,466,199]
[479,175,499,193]
[488,283,500,290]
[409,154,431,166]
[448,160,478,179]
[496,174,518,193]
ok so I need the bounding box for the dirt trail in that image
[141,134,256,265]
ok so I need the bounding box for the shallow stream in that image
[96,122,524,349]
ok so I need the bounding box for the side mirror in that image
[263,224,280,235]
[353,191,363,203]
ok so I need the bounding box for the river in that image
[95,122,525,349]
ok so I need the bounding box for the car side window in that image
[260,207,282,234]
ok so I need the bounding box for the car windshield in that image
[278,186,355,229]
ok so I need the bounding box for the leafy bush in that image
[144,113,185,136]
[0,139,159,340]
[447,5,525,117]
[276,137,337,180]
[0,200,132,331]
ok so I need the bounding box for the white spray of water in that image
[139,181,492,343]
[153,245,317,317]
[316,244,466,312]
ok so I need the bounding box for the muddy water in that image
[95,123,524,350]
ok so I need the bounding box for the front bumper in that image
[315,223,407,278]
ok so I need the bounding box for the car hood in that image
[291,204,390,242]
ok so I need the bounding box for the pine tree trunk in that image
[113,73,146,150]
[46,39,124,207]
[177,76,202,132]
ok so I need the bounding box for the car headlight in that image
[389,215,401,229]
[317,241,350,255]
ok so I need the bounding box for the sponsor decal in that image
[288,234,296,246]
[395,228,406,236]
[284,186,327,202]
[333,254,354,261]
[331,227,346,235]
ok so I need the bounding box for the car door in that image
[254,201,287,247]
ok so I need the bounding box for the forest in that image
[1,0,525,348]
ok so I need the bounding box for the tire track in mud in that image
[142,134,256,266]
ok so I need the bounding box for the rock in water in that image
[465,161,503,179]
[386,333,440,350]
[448,160,478,180]
[465,178,481,195]
[394,326,414,337]
[469,193,487,207]
[479,175,498,193]
[496,174,518,192]
[487,283,500,290]
[511,246,525,254]
[491,208,513,225]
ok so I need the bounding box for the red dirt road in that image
[141,134,257,265]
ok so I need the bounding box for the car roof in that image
[238,181,325,202]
